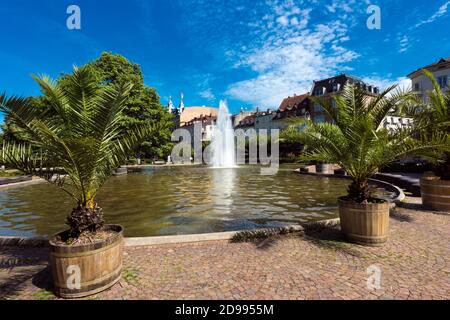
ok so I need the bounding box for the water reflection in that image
[210,168,236,215]
[0,164,352,237]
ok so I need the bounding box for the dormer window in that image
[332,83,338,92]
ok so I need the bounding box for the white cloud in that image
[415,1,450,28]
[177,0,371,108]
[199,88,215,101]
[398,35,410,53]
[276,15,289,26]
[226,16,359,108]
[362,76,412,92]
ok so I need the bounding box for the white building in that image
[183,115,216,143]
[408,57,450,102]
[382,116,413,133]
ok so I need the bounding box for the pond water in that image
[0,164,355,237]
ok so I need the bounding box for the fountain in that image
[211,101,236,168]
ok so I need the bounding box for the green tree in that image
[2,52,174,161]
[289,84,449,203]
[1,97,47,144]
[0,67,157,238]
[85,52,173,160]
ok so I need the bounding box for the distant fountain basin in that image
[210,101,236,168]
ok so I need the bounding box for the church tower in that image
[168,96,174,114]
[179,92,185,114]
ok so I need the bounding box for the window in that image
[314,103,323,113]
[314,115,326,123]
[314,86,326,96]
[414,83,420,91]
[332,83,338,92]
[437,76,448,89]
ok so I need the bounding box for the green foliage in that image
[296,84,450,202]
[230,227,299,243]
[403,70,450,131]
[1,97,47,143]
[122,267,140,285]
[32,289,55,300]
[0,67,157,212]
[2,52,174,161]
[401,70,450,179]
[84,52,174,160]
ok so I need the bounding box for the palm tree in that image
[0,66,159,239]
[294,83,449,203]
[402,70,450,179]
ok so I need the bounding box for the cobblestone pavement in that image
[1,197,449,300]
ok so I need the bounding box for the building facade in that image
[408,57,450,102]
[182,115,216,143]
[232,110,255,128]
[167,94,219,143]
[382,116,413,133]
[273,93,311,129]
[310,74,379,123]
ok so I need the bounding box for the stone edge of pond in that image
[0,177,45,190]
[294,169,406,204]
[0,219,340,248]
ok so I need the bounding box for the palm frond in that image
[1,66,150,208]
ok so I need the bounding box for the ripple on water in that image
[0,165,380,237]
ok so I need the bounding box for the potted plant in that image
[298,83,449,245]
[404,70,450,212]
[0,67,155,298]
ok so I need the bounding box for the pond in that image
[0,164,354,237]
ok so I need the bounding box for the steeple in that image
[179,92,185,114]
[168,96,174,114]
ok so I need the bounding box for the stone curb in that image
[0,219,340,248]
[0,177,45,190]
[125,164,204,169]
[0,175,33,185]
[0,236,49,247]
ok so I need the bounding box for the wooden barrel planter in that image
[49,225,124,299]
[421,177,450,212]
[338,197,390,246]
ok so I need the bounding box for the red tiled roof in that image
[236,115,256,128]
[278,93,309,112]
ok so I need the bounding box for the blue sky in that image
[1,0,449,120]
